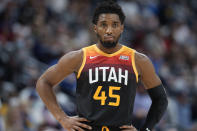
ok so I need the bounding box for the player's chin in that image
[103,40,114,44]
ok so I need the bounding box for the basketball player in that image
[36,1,168,131]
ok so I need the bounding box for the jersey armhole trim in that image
[131,50,139,82]
[77,48,86,79]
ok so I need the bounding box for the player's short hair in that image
[92,0,125,25]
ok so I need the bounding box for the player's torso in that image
[76,44,138,128]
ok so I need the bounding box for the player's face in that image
[94,13,124,48]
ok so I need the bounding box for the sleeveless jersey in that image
[76,44,139,127]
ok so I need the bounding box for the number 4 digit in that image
[93,86,107,105]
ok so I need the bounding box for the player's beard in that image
[97,34,121,48]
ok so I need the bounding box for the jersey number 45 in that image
[93,86,121,106]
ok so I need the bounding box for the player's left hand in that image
[120,125,138,131]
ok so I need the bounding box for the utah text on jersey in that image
[89,67,128,85]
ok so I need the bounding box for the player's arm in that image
[36,50,92,131]
[135,52,168,131]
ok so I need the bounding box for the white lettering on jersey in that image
[99,67,109,81]
[89,67,98,84]
[89,67,128,86]
[108,67,117,82]
[118,68,128,85]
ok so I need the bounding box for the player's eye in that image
[101,23,107,27]
[112,23,118,28]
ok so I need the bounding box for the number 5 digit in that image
[108,86,121,106]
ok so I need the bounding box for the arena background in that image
[0,0,197,131]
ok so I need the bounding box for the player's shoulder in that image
[135,51,149,62]
[121,45,149,62]
[82,44,96,53]
[122,45,135,52]
[62,44,95,58]
[61,49,83,60]
[122,45,140,56]
[134,51,154,73]
[60,44,95,63]
[57,48,84,72]
[83,44,95,49]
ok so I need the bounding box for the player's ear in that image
[94,24,97,33]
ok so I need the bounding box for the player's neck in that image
[96,43,122,54]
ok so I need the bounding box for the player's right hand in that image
[59,116,92,131]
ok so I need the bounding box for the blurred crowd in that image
[0,0,197,131]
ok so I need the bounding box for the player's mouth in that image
[104,35,114,41]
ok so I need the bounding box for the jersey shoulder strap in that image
[77,44,95,78]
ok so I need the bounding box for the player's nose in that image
[106,26,112,35]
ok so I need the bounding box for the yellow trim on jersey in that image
[94,44,125,57]
[77,48,86,79]
[131,50,139,82]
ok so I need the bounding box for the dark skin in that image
[36,13,161,131]
[94,14,123,53]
